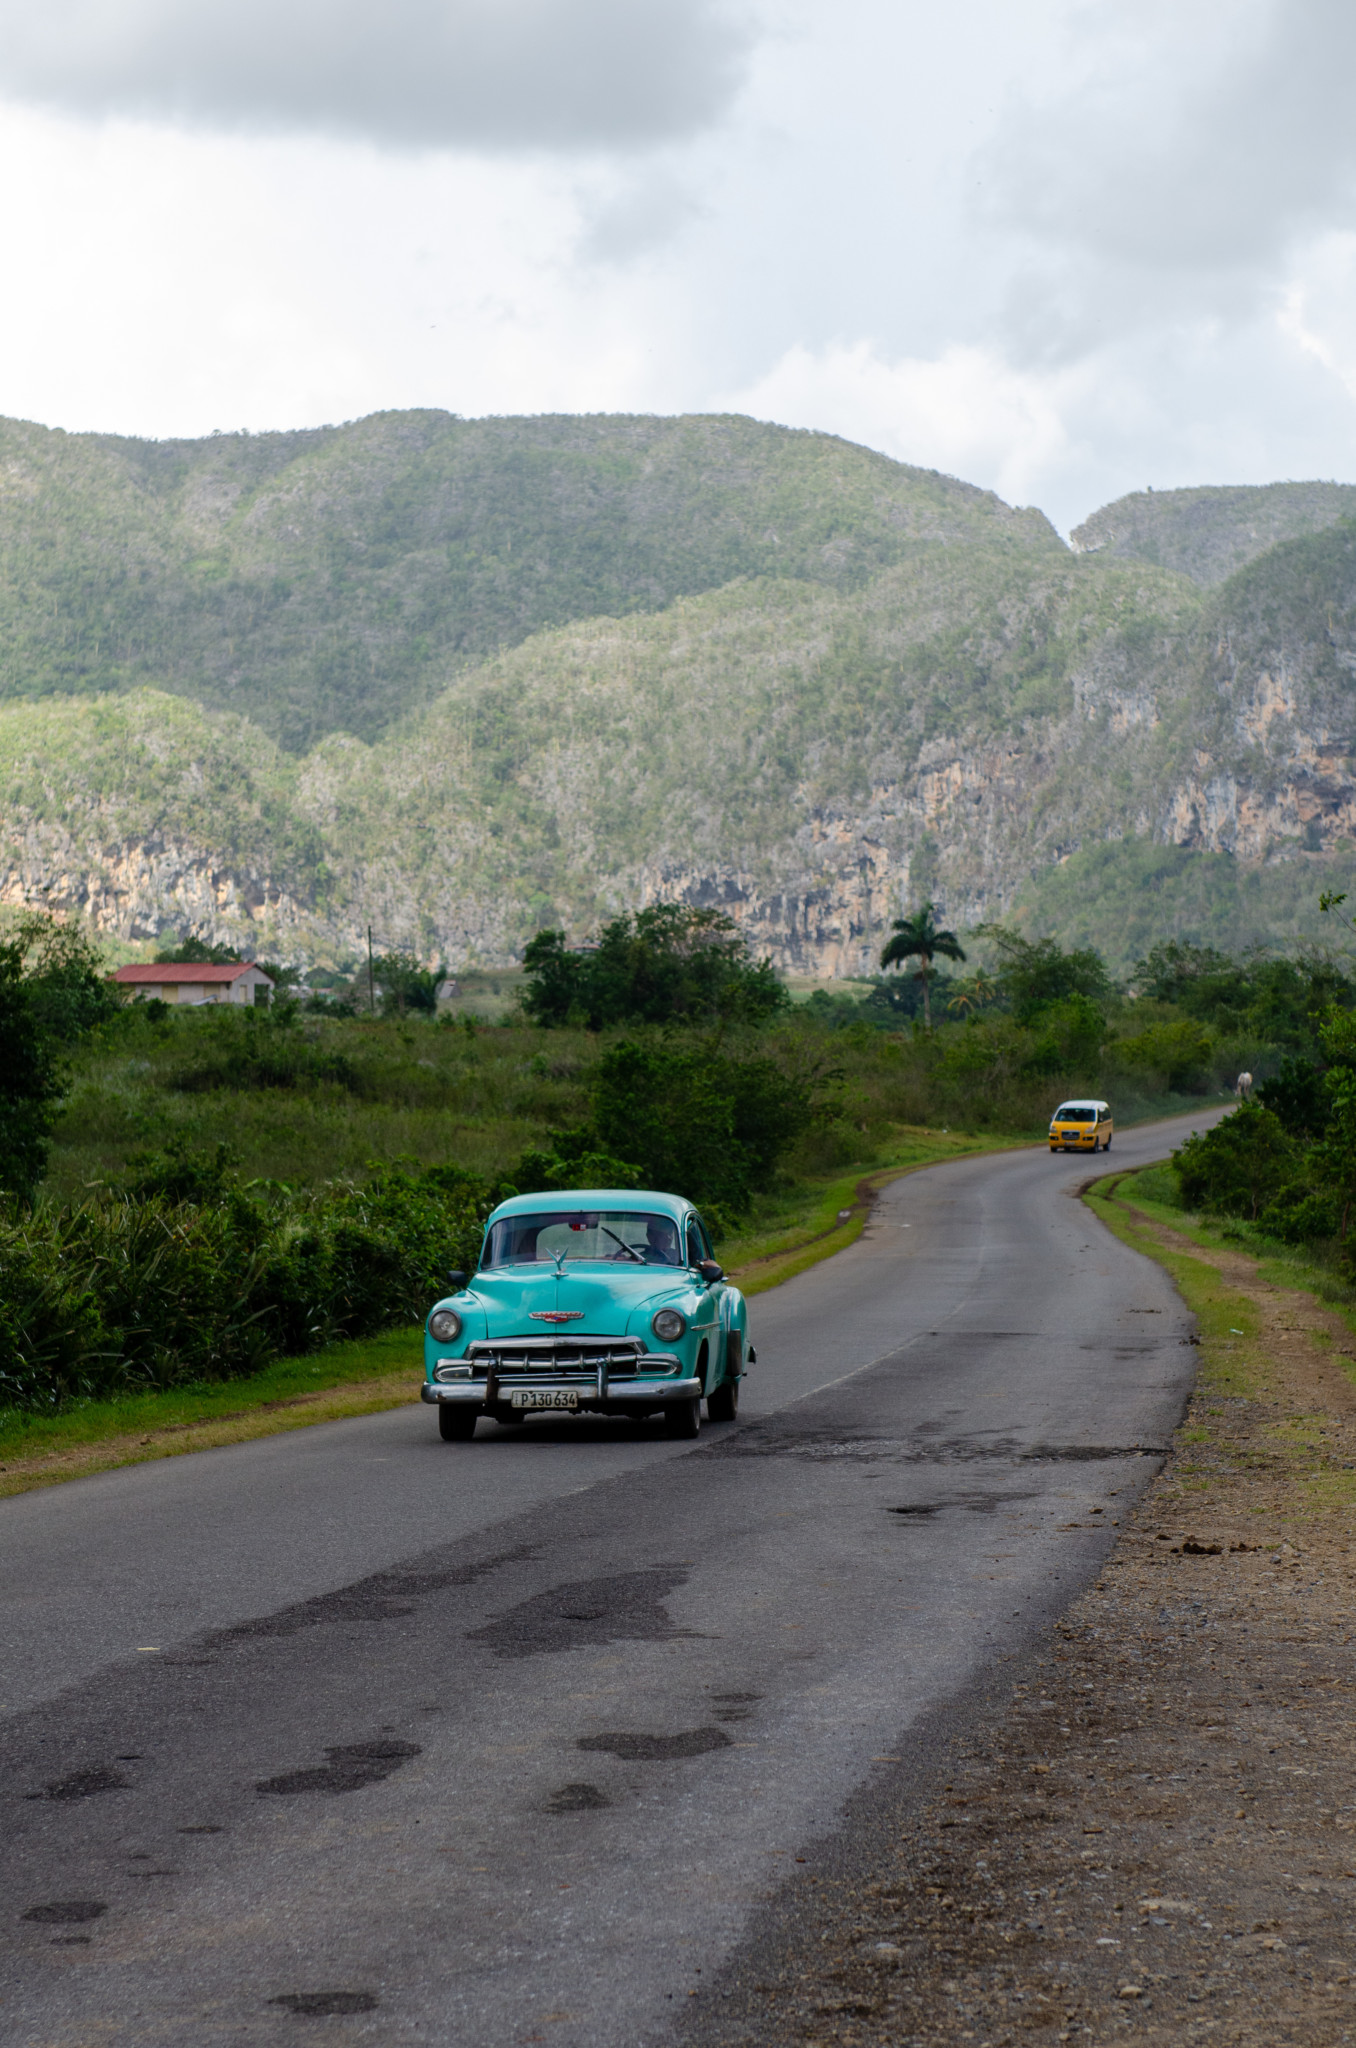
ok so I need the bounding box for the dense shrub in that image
[172,1009,363,1093]
[1021,993,1108,1076]
[373,951,443,1016]
[1256,1057,1328,1138]
[0,1156,509,1415]
[0,913,121,1201]
[512,1034,826,1214]
[522,906,788,1030]
[1174,1102,1297,1219]
[1116,1018,1215,1091]
[980,928,1113,1020]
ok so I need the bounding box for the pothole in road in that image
[545,1783,611,1811]
[469,1568,691,1659]
[26,1767,130,1802]
[577,1727,731,1761]
[709,1689,763,1721]
[23,1901,107,1924]
[210,1542,539,1648]
[269,1991,379,2016]
[705,1422,1167,1465]
[256,1740,421,1797]
[889,1490,1043,1518]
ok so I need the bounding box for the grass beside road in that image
[0,1329,421,1501]
[0,1125,1013,1500]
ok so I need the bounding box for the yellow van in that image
[1049,1099,1113,1153]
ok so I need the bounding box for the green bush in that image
[1021,994,1108,1077]
[1173,1103,1297,1219]
[0,912,122,1202]
[1258,1186,1343,1245]
[1116,1018,1215,1091]
[522,906,788,1030]
[171,1009,363,1094]
[0,1154,508,1415]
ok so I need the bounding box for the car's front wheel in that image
[707,1334,742,1423]
[438,1405,478,1442]
[664,1397,702,1439]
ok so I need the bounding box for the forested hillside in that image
[1070,480,1356,585]
[0,410,1055,750]
[0,409,1353,973]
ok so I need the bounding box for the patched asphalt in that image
[0,1110,1223,2045]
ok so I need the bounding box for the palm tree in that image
[880,902,967,1029]
[945,969,999,1020]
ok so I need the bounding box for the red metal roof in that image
[113,963,273,984]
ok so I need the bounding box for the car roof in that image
[485,1188,692,1226]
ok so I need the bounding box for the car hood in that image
[455,1266,701,1340]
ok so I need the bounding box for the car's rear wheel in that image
[665,1397,702,1439]
[438,1405,478,1442]
[706,1334,742,1423]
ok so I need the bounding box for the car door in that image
[685,1212,722,1390]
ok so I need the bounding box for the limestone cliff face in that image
[2,486,1352,976]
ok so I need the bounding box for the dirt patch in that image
[693,1200,1356,2047]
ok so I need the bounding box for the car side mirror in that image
[697,1259,724,1285]
[447,1269,467,1290]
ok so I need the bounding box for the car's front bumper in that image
[421,1376,703,1411]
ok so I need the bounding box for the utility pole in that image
[367,926,376,1015]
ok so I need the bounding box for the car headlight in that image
[429,1308,463,1343]
[651,1308,687,1343]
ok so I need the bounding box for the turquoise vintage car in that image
[419,1188,751,1443]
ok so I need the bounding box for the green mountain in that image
[0,410,1354,975]
[1070,480,1356,586]
[0,410,1055,752]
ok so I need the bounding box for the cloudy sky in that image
[1,0,1353,529]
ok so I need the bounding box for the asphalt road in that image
[0,1109,1223,2045]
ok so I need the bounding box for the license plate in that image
[510,1389,579,1410]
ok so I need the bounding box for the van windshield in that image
[483,1210,682,1266]
[1054,1106,1098,1123]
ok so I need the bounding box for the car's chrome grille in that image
[467,1335,645,1379]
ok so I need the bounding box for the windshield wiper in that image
[600,1226,644,1263]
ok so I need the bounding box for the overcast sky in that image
[1,0,1353,530]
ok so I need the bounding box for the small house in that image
[112,963,275,1007]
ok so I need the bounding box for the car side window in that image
[694,1214,715,1260]
[685,1219,704,1267]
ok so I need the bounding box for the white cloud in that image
[981,0,1356,358]
[0,0,752,151]
[0,0,1355,536]
[1278,234,1356,409]
[724,340,1073,508]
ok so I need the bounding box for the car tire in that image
[707,1377,739,1423]
[438,1405,478,1442]
[1103,1135,1112,1151]
[665,1397,702,1439]
[706,1334,742,1423]
[1091,1135,1101,1152]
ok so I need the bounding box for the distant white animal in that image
[1236,1071,1253,1100]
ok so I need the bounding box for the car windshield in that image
[483,1210,684,1267]
[1054,1106,1098,1123]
